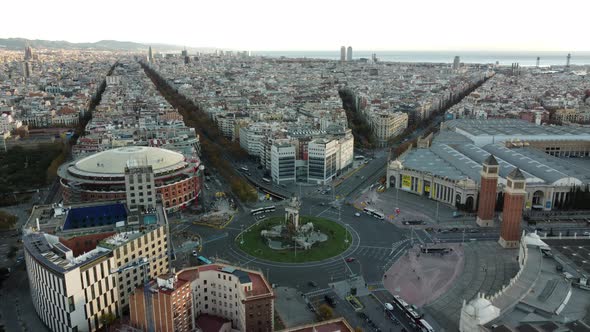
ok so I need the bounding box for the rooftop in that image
[445,119,590,138]
[177,263,273,299]
[398,140,588,186]
[65,146,186,176]
[277,317,354,332]
[195,314,231,332]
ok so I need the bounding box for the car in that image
[320,202,326,206]
[345,257,355,262]
[584,231,590,236]
[308,281,318,287]
[354,212,361,217]
[192,250,198,257]
[384,302,394,310]
[324,295,336,307]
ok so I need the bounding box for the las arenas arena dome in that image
[58,147,202,211]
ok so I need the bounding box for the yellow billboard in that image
[402,175,411,190]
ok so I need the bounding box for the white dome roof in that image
[74,147,185,175]
[523,232,548,248]
[464,297,498,320]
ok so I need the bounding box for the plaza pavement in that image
[423,242,519,331]
[384,244,465,307]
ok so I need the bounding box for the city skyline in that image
[2,0,589,52]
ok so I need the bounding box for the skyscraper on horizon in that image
[340,46,346,62]
[453,56,460,70]
[24,44,33,61]
[346,46,352,61]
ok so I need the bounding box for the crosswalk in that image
[382,240,410,272]
[356,239,408,262]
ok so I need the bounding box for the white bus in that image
[250,206,276,216]
[240,166,249,172]
[262,177,271,184]
[363,207,385,220]
[419,319,435,332]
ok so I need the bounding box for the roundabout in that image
[236,215,353,264]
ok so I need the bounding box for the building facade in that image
[129,273,193,332]
[270,143,296,184]
[176,264,275,332]
[368,111,408,147]
[499,168,526,248]
[308,138,338,185]
[476,155,499,227]
[23,201,170,332]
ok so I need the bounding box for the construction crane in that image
[110,254,167,332]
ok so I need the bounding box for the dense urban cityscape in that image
[1,33,590,332]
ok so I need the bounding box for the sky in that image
[2,0,589,51]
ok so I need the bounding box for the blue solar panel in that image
[63,204,127,230]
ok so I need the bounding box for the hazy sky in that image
[2,0,589,51]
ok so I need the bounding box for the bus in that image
[262,177,271,184]
[363,207,385,220]
[197,256,212,265]
[251,206,276,216]
[240,166,249,172]
[419,319,435,332]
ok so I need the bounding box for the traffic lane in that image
[336,157,388,196]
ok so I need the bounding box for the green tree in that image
[99,311,117,331]
[318,304,334,321]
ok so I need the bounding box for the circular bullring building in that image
[58,146,201,211]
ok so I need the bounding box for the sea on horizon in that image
[251,50,590,67]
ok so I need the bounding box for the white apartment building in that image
[0,113,22,133]
[308,138,339,185]
[23,202,170,332]
[239,124,268,159]
[270,142,296,184]
[24,233,119,332]
[368,111,408,147]
[124,163,157,213]
[336,132,354,172]
[179,264,274,332]
[109,226,169,310]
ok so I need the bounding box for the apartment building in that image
[308,138,339,185]
[368,111,408,147]
[270,142,296,184]
[129,273,193,332]
[23,201,170,331]
[24,234,119,332]
[178,264,275,332]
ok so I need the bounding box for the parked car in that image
[354,212,361,217]
[324,295,336,307]
[308,281,318,287]
[384,302,394,310]
[345,257,356,263]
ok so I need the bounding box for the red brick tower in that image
[499,168,526,248]
[476,155,499,227]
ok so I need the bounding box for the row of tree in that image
[338,88,376,149]
[141,63,257,202]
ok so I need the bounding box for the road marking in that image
[421,230,435,243]
[358,245,397,250]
